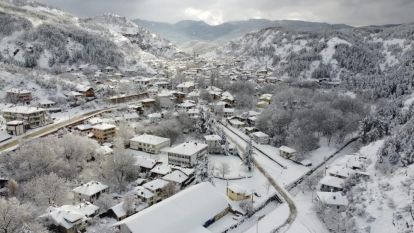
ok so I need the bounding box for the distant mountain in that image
[133,18,353,43]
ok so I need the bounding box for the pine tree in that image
[244,139,254,172]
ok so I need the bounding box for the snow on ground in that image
[243,203,290,233]
[320,37,351,65]
[351,140,414,233]
[286,192,329,233]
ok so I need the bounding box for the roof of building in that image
[72,181,108,196]
[228,185,252,196]
[2,106,45,114]
[142,179,170,192]
[177,81,195,88]
[131,186,155,199]
[110,201,148,219]
[162,170,189,184]
[130,134,170,146]
[316,192,349,206]
[251,131,269,138]
[150,163,172,175]
[279,146,297,154]
[43,202,98,229]
[92,123,116,131]
[135,155,158,169]
[168,141,208,156]
[7,89,31,94]
[116,182,228,233]
[319,176,345,189]
[204,135,221,141]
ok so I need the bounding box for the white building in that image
[251,131,270,144]
[130,134,171,154]
[116,182,229,233]
[204,135,222,154]
[167,141,208,167]
[72,181,109,203]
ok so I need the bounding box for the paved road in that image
[0,108,112,152]
[216,121,298,233]
[217,121,358,233]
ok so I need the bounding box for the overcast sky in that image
[38,0,414,26]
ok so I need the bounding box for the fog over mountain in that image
[133,18,352,43]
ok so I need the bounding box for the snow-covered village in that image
[0,0,413,233]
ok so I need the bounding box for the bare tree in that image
[217,162,230,179]
[101,149,140,191]
[23,173,68,206]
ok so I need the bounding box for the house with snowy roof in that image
[42,202,99,233]
[319,176,346,192]
[2,106,48,129]
[251,131,270,144]
[150,163,172,177]
[176,81,195,93]
[135,155,159,172]
[142,179,171,203]
[72,181,109,203]
[130,134,171,154]
[91,123,116,143]
[167,141,208,168]
[116,182,229,233]
[75,85,94,97]
[316,191,348,211]
[6,89,32,104]
[227,184,253,201]
[279,146,297,159]
[162,170,189,186]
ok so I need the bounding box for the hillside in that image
[0,1,184,72]
[215,24,414,80]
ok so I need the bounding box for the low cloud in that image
[38,0,414,26]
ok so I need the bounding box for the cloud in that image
[37,0,414,26]
[183,8,223,25]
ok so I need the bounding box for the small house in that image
[251,131,270,144]
[279,146,297,159]
[319,176,345,192]
[316,192,348,211]
[227,185,253,201]
[72,181,109,203]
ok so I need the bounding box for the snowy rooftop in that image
[204,135,221,141]
[130,134,170,146]
[116,182,228,233]
[251,131,269,138]
[132,186,155,199]
[44,202,98,229]
[135,155,158,169]
[162,170,189,184]
[279,146,297,154]
[2,106,45,114]
[92,123,116,131]
[176,81,195,88]
[316,192,348,206]
[168,141,208,156]
[150,163,172,175]
[72,181,108,196]
[319,176,345,189]
[228,184,252,196]
[7,88,31,94]
[143,179,170,192]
